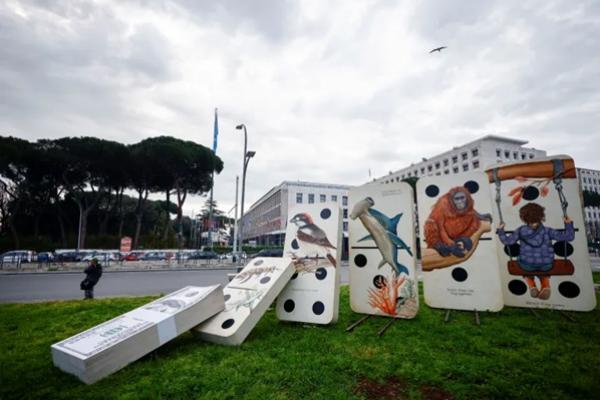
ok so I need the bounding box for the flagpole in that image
[207,108,218,250]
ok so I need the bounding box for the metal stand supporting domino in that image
[444,309,452,323]
[377,318,396,337]
[474,309,480,326]
[345,315,371,332]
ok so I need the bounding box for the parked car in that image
[37,252,54,263]
[55,251,84,262]
[123,251,144,261]
[1,250,37,263]
[250,249,283,258]
[139,251,167,261]
[189,251,219,260]
[219,251,247,263]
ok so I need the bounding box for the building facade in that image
[375,135,547,184]
[577,167,600,241]
[240,181,352,250]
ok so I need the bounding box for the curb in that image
[0,266,242,276]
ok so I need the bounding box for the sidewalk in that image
[0,260,243,275]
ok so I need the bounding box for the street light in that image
[236,123,255,252]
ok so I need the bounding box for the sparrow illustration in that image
[289,213,337,267]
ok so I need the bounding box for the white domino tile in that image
[487,155,597,311]
[276,203,342,324]
[417,172,504,312]
[348,182,419,319]
[193,257,295,345]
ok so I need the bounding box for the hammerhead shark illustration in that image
[350,197,412,276]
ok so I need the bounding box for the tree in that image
[0,136,38,248]
[50,137,128,249]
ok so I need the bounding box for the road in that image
[0,266,350,303]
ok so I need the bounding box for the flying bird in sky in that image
[429,46,447,53]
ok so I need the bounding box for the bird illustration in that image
[289,213,337,267]
[429,46,447,53]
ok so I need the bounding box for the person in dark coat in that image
[81,258,103,299]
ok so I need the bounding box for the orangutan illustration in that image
[422,187,492,269]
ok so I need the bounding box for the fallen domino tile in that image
[193,257,294,345]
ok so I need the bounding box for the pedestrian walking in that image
[81,258,103,299]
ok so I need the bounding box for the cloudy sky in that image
[1,0,599,215]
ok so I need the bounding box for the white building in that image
[375,135,547,184]
[577,167,600,240]
[240,181,352,253]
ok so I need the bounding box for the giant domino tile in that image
[348,181,419,319]
[486,155,597,311]
[276,202,342,324]
[417,172,504,312]
[193,257,295,345]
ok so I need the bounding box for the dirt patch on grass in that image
[419,385,454,400]
[354,376,408,399]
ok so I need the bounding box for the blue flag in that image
[212,108,218,153]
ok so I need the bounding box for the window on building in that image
[308,193,314,204]
[408,172,412,177]
[584,178,588,183]
[505,150,510,158]
[513,151,518,160]
[521,153,526,160]
[331,195,337,202]
[461,152,468,160]
[529,154,534,159]
[342,196,348,206]
[435,162,440,169]
[473,160,480,169]
[296,193,303,203]
[421,167,425,174]
[453,167,459,173]
[443,159,449,167]
[343,208,348,218]
[496,149,501,157]
[472,148,478,157]
[320,194,326,203]
[343,222,348,231]
[436,172,441,176]
[396,177,400,182]
[444,169,449,175]
[414,170,418,176]
[463,163,469,172]
[428,165,433,172]
[452,156,458,164]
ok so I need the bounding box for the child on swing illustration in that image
[496,203,574,300]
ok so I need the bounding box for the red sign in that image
[120,236,132,253]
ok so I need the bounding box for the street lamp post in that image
[236,124,255,253]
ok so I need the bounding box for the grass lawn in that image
[1,287,599,400]
[593,271,600,284]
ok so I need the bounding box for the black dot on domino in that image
[291,272,298,280]
[373,275,387,289]
[504,244,520,257]
[315,267,327,280]
[463,180,479,194]
[425,185,440,198]
[221,319,235,329]
[320,208,331,219]
[254,259,264,266]
[224,294,231,301]
[284,299,295,312]
[312,301,325,315]
[291,239,299,250]
[522,186,539,201]
[558,281,580,298]
[354,254,367,267]
[451,267,468,282]
[553,241,574,257]
[260,276,271,284]
[508,280,527,296]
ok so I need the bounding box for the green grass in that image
[1,288,599,400]
[593,271,600,284]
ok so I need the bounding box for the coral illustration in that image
[368,275,408,316]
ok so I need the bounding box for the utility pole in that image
[233,176,239,260]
